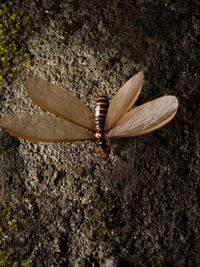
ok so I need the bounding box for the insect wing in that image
[106,96,178,138]
[26,77,95,131]
[0,114,95,142]
[104,71,144,132]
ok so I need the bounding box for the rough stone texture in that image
[0,0,199,266]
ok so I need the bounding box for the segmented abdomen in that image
[95,96,109,154]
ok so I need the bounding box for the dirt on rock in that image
[0,0,199,266]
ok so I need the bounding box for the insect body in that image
[0,71,179,154]
[95,96,109,154]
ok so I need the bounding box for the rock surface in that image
[0,0,199,266]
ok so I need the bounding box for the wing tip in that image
[165,95,179,111]
[137,70,144,79]
[130,70,144,85]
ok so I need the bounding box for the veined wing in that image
[104,71,144,132]
[26,77,95,131]
[0,114,95,142]
[106,96,178,138]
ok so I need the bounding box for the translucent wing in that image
[26,77,95,131]
[104,71,144,132]
[0,114,95,142]
[106,96,178,138]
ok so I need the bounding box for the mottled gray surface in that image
[0,0,199,266]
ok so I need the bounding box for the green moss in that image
[11,262,19,267]
[0,250,12,267]
[0,201,30,266]
[22,261,30,267]
[87,193,123,241]
[0,1,32,91]
[164,0,171,7]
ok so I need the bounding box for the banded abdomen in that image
[95,96,109,154]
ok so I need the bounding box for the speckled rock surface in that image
[0,0,199,266]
